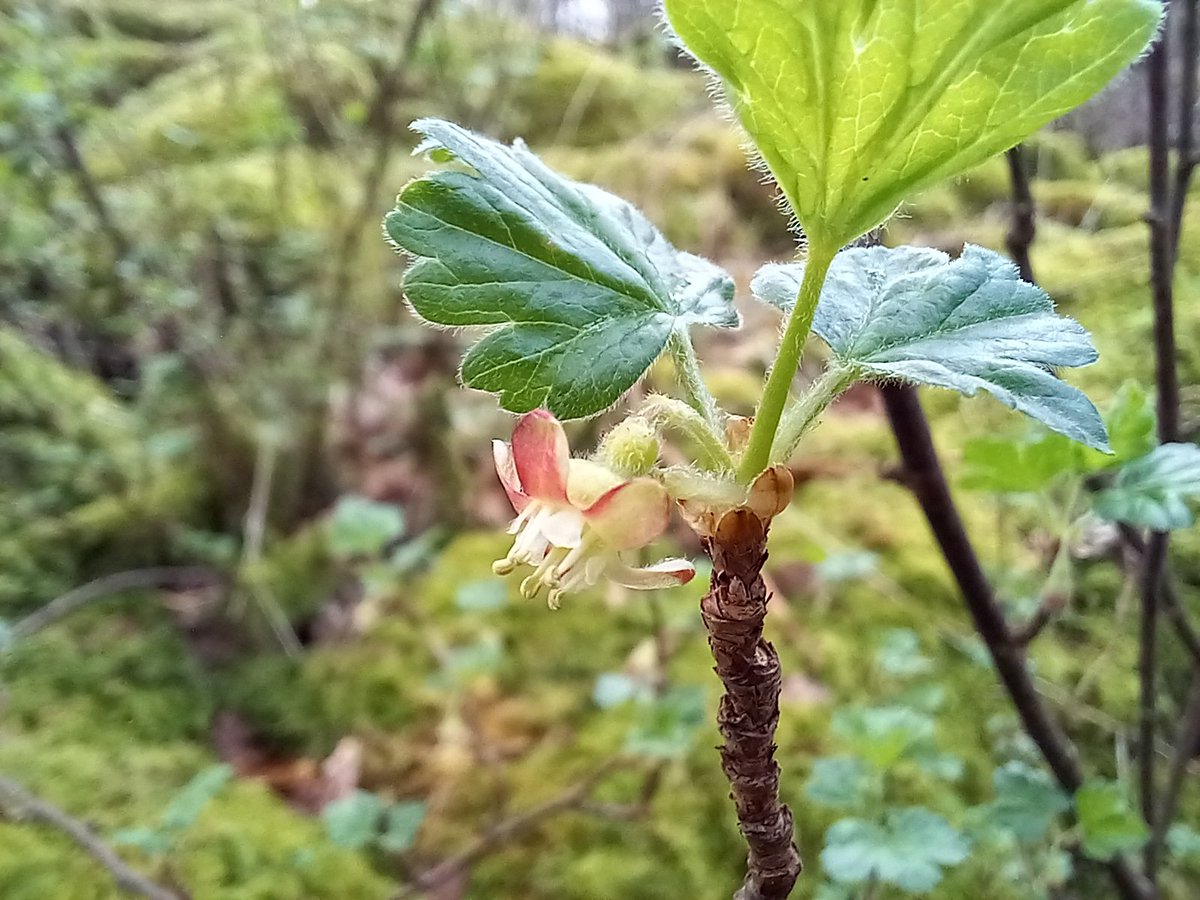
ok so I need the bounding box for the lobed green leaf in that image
[983,761,1071,843]
[385,119,738,419]
[664,0,1161,248]
[1093,442,1200,530]
[1075,779,1147,861]
[753,245,1108,449]
[821,807,970,892]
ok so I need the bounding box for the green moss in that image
[1035,180,1147,230]
[546,121,792,255]
[503,40,703,148]
[0,329,201,614]
[1023,130,1098,182]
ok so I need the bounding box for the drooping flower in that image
[492,410,695,608]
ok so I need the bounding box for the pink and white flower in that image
[492,410,695,607]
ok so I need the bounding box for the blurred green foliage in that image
[2,0,1200,898]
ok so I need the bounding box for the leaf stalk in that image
[739,243,837,483]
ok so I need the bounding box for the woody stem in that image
[700,509,801,900]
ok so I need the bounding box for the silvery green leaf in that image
[821,807,970,892]
[753,245,1108,450]
[385,119,738,419]
[1093,443,1200,530]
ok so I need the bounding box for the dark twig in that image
[328,0,442,320]
[701,508,802,900]
[1143,20,1183,883]
[53,122,131,261]
[1009,593,1065,647]
[10,567,224,642]
[880,383,1153,900]
[1170,0,1199,255]
[1005,145,1037,283]
[413,758,623,890]
[1151,673,1200,864]
[0,776,181,900]
[1118,525,1200,668]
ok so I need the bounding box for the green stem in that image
[738,243,837,482]
[769,364,856,466]
[640,395,734,473]
[668,329,722,433]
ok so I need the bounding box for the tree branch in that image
[1143,19,1184,883]
[1170,0,1199,256]
[413,758,623,890]
[1009,593,1065,647]
[1150,673,1200,865]
[1005,145,1037,283]
[1118,525,1200,668]
[880,383,1153,900]
[10,567,224,642]
[0,776,181,900]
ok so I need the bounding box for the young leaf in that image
[625,685,706,759]
[820,807,970,892]
[831,706,936,770]
[1092,443,1200,530]
[1075,779,1148,861]
[159,764,233,833]
[874,628,933,678]
[983,761,1071,843]
[111,826,174,857]
[454,579,509,612]
[960,432,1082,494]
[664,0,1161,248]
[1098,381,1158,465]
[753,245,1108,450]
[323,790,384,850]
[1167,823,1200,862]
[805,756,874,812]
[385,119,738,419]
[327,496,405,559]
[593,672,650,709]
[378,801,427,854]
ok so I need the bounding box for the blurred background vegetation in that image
[1,1,1199,898]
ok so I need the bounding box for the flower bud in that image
[596,418,660,478]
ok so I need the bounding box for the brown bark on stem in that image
[700,508,801,900]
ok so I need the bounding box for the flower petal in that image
[511,410,570,503]
[610,558,696,590]
[539,508,585,548]
[493,440,530,512]
[566,459,623,509]
[583,477,669,550]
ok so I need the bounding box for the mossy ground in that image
[4,6,1200,896]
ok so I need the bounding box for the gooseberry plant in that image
[385,1,1163,897]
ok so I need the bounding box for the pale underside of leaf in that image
[664,0,1162,247]
[1093,443,1200,531]
[385,118,738,419]
[751,244,1108,450]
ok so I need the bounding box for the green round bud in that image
[597,418,661,477]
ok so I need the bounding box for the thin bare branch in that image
[1143,18,1183,882]
[11,567,224,642]
[880,384,1153,900]
[1151,674,1200,862]
[413,758,623,890]
[1005,145,1037,283]
[0,776,181,900]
